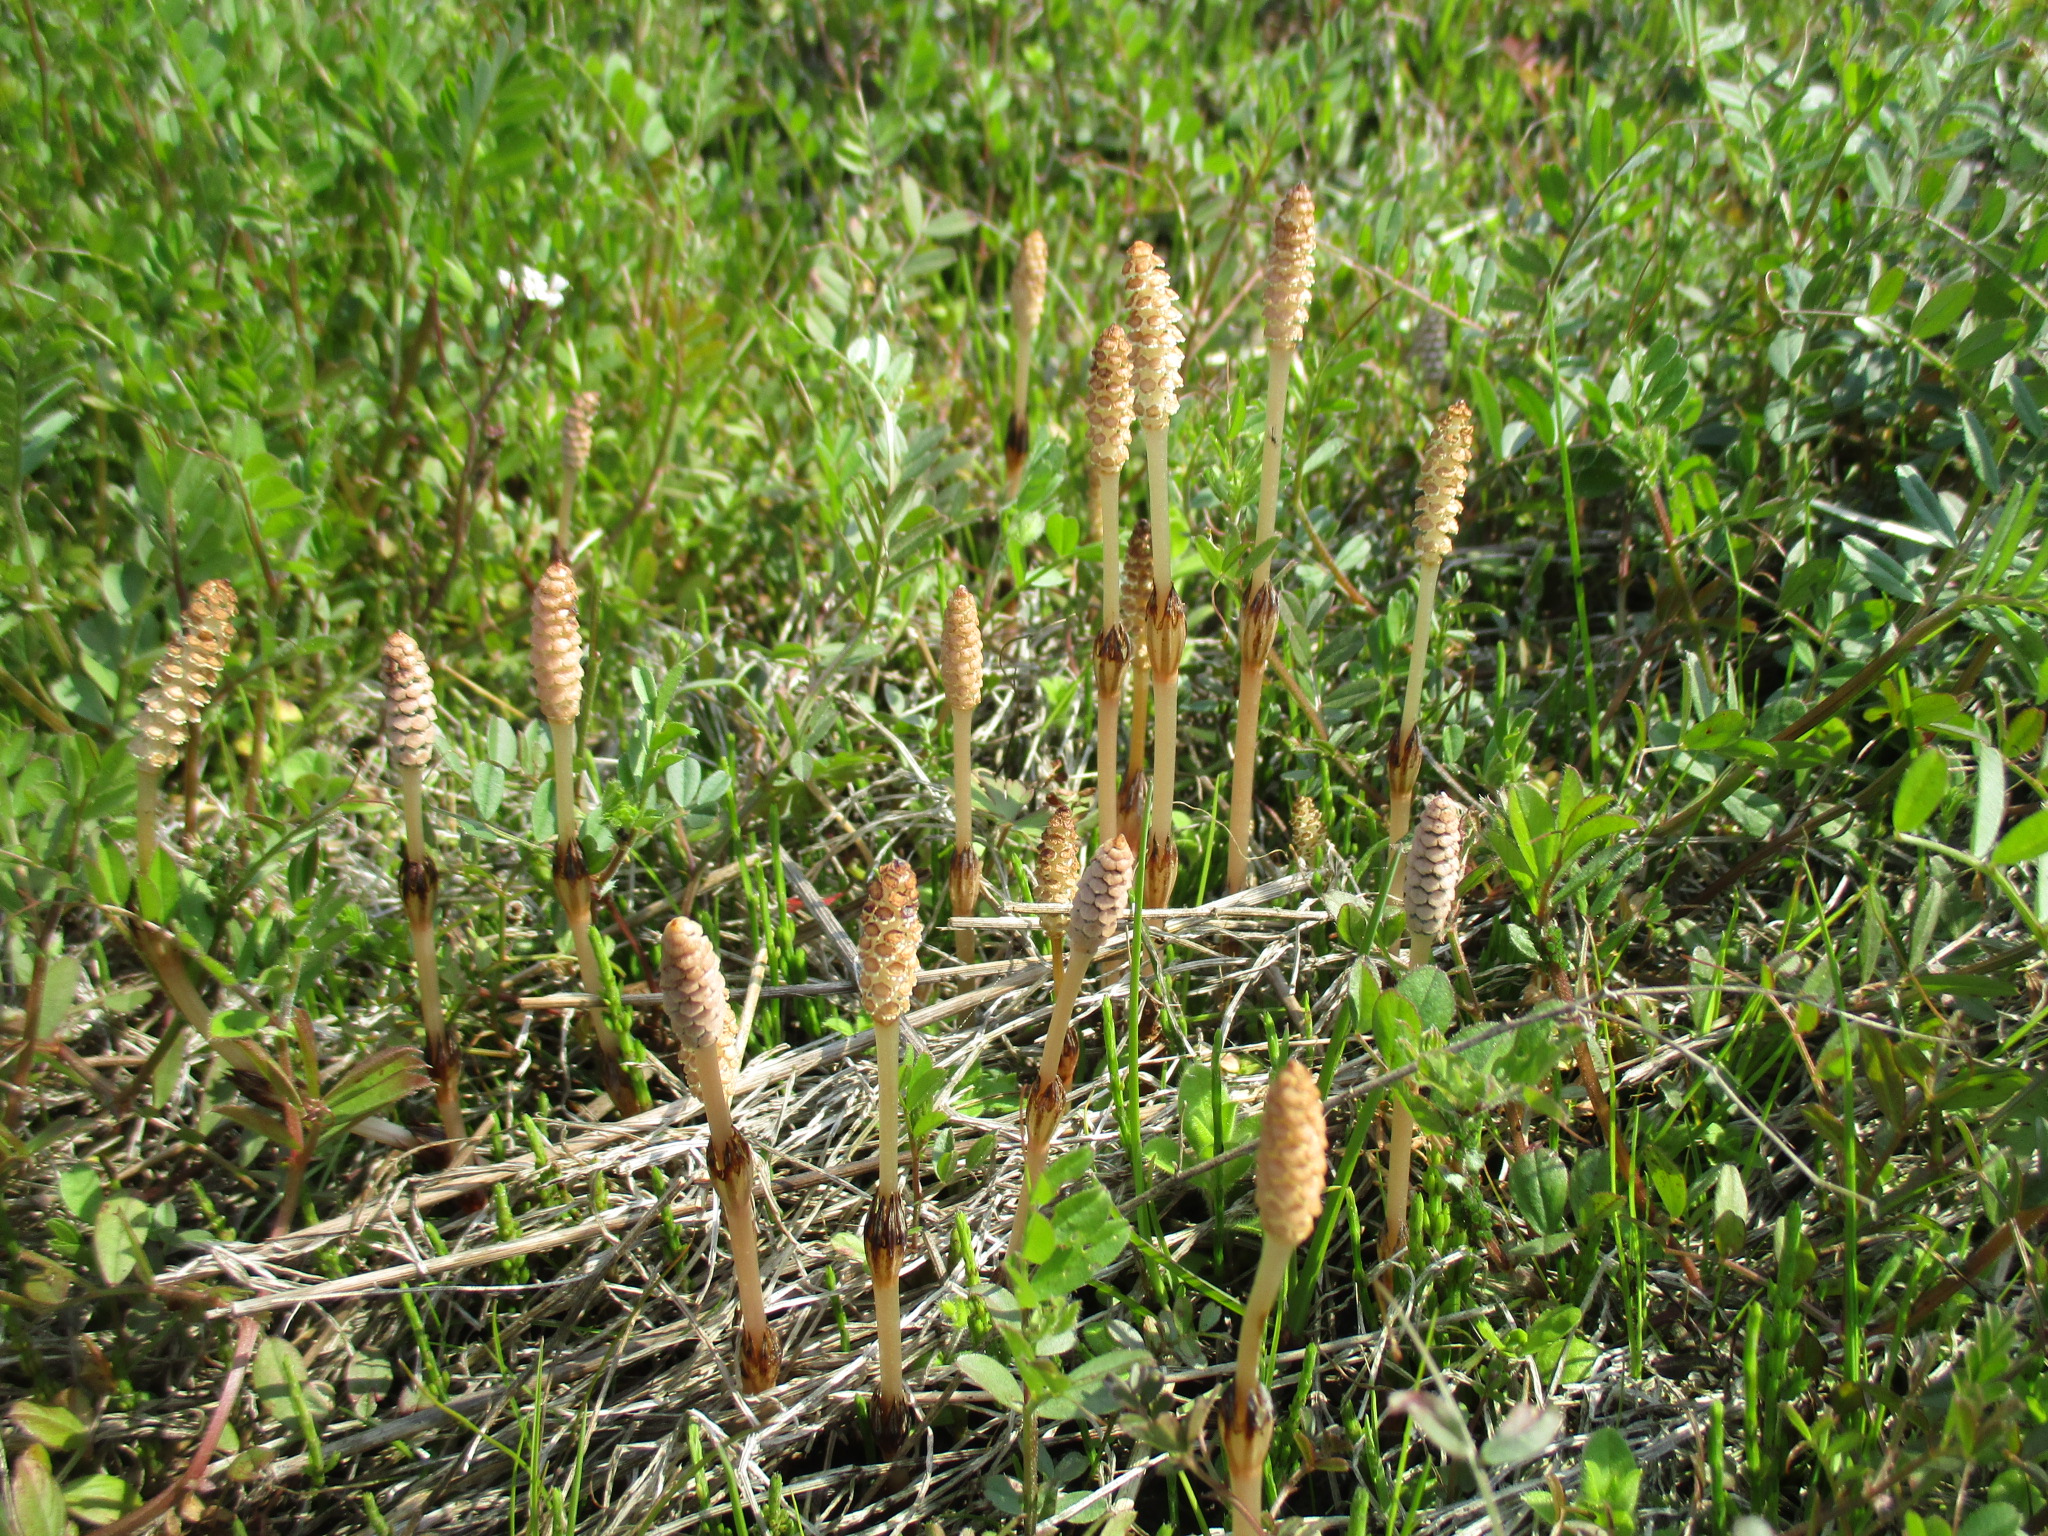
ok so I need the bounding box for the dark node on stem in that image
[739,1324,782,1395]
[1094,624,1132,696]
[553,839,594,925]
[708,1126,753,1187]
[399,855,439,924]
[1145,836,1179,910]
[425,1030,460,1079]
[1390,723,1422,803]
[229,1069,285,1113]
[863,1190,906,1284]
[947,846,981,914]
[1137,995,1163,1047]
[1023,1072,1067,1145]
[871,1391,913,1459]
[1220,1378,1276,1441]
[1240,582,1280,672]
[1005,409,1030,474]
[1116,768,1148,854]
[1056,1022,1080,1094]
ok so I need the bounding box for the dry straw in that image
[662,917,778,1393]
[1227,186,1317,892]
[940,586,983,963]
[858,861,922,1452]
[1008,835,1136,1261]
[1382,793,1464,1272]
[1005,230,1049,501]
[1087,327,1135,838]
[131,580,237,879]
[382,633,465,1155]
[1225,1059,1327,1536]
[1125,241,1187,910]
[533,561,639,1112]
[1389,402,1475,847]
[556,389,599,555]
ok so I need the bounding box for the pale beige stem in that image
[1225,653,1265,894]
[1007,952,1093,1260]
[550,718,580,850]
[1381,1098,1415,1265]
[1389,561,1444,847]
[1098,474,1123,840]
[1252,348,1292,588]
[1099,474,1121,635]
[135,767,161,886]
[1127,662,1151,783]
[699,1048,775,1380]
[556,480,576,557]
[951,712,975,963]
[1233,1238,1291,1408]
[400,765,464,1155]
[877,1019,901,1201]
[552,717,632,1111]
[1095,678,1122,846]
[1147,666,1178,873]
[1144,426,1171,595]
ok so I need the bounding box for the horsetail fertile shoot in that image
[1033,791,1081,989]
[1226,186,1316,892]
[534,560,639,1113]
[556,389,599,557]
[859,860,922,1453]
[1382,793,1463,1269]
[1125,241,1186,909]
[1087,326,1135,839]
[1005,229,1048,501]
[131,579,237,885]
[1224,1059,1327,1536]
[382,632,465,1155]
[1120,516,1154,850]
[1007,834,1135,1262]
[1389,402,1475,845]
[662,916,779,1394]
[940,585,983,963]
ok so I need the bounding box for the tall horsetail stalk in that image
[554,389,599,559]
[1382,794,1463,1273]
[1389,403,1475,846]
[1224,1060,1327,1536]
[1087,326,1136,840]
[1007,835,1136,1263]
[1125,241,1186,908]
[1004,230,1048,502]
[940,585,984,963]
[1118,517,1153,853]
[1226,186,1316,892]
[662,917,780,1394]
[131,580,238,889]
[533,560,640,1113]
[1033,791,1081,990]
[382,633,465,1155]
[858,861,922,1453]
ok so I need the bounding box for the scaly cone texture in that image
[380,633,437,774]
[1033,793,1082,986]
[1226,1059,1328,1536]
[382,632,464,1154]
[858,860,922,1028]
[556,390,599,554]
[1005,230,1050,499]
[1261,184,1318,350]
[662,917,779,1394]
[1290,794,1326,868]
[131,580,238,882]
[1088,326,1136,837]
[531,561,585,728]
[858,860,921,1454]
[1125,242,1183,438]
[132,580,238,772]
[941,585,983,964]
[1008,836,1137,1262]
[1405,793,1464,952]
[1390,402,1476,848]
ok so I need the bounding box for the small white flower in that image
[498,266,568,309]
[519,266,568,309]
